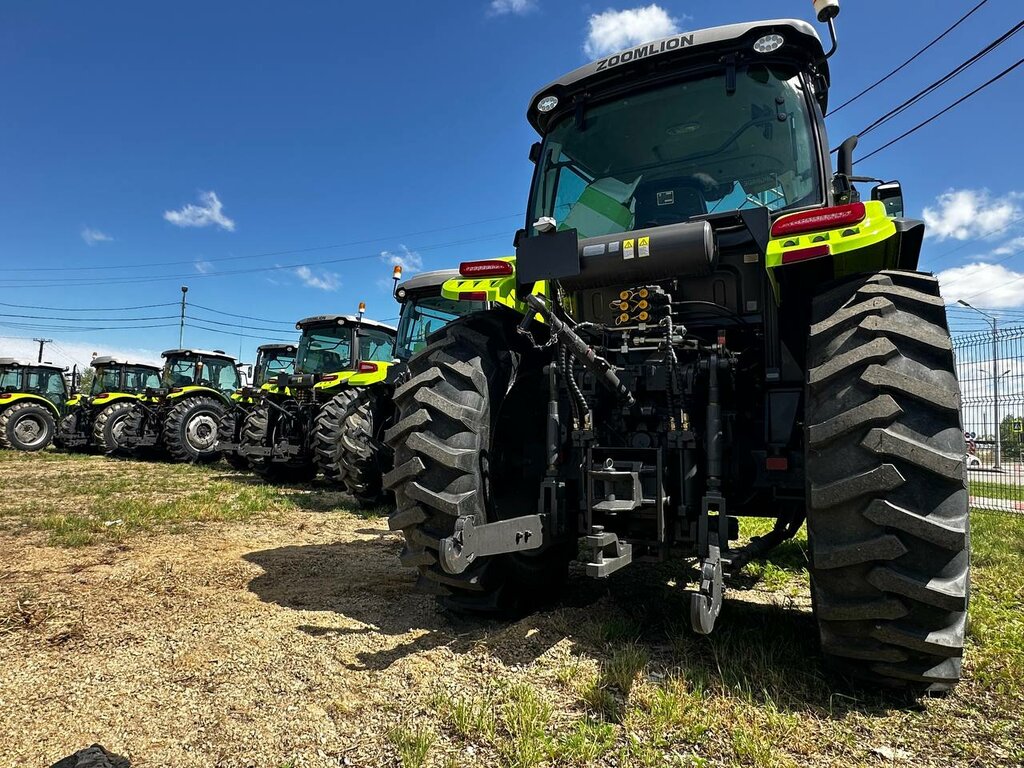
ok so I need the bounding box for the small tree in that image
[998,414,1024,462]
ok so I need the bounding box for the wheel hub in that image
[14,415,46,448]
[185,413,218,451]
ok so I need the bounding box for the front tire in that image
[163,396,227,463]
[383,313,572,615]
[0,402,56,451]
[336,387,390,506]
[217,407,251,471]
[241,402,316,483]
[314,390,355,487]
[805,270,969,694]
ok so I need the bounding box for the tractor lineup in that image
[2,2,972,695]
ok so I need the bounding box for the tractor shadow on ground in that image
[243,535,918,718]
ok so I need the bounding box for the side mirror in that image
[513,228,526,248]
[247,365,254,378]
[872,181,904,218]
[529,142,541,164]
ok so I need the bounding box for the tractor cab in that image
[158,349,240,397]
[393,269,486,361]
[289,315,396,389]
[88,356,161,399]
[252,343,297,388]
[0,358,68,410]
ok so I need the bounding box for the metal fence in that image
[953,324,1024,515]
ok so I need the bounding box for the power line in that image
[857,57,1024,165]
[0,312,178,322]
[189,303,297,326]
[923,215,1024,270]
[1,212,526,274]
[828,0,990,115]
[184,314,298,335]
[183,320,295,342]
[857,19,1024,139]
[0,300,178,312]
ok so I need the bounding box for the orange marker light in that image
[393,265,403,280]
[358,301,366,315]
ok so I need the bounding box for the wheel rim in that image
[14,413,48,448]
[185,412,219,451]
[110,413,129,445]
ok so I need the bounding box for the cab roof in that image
[527,18,828,133]
[160,348,237,362]
[0,357,64,371]
[396,268,461,297]
[296,315,397,335]
[91,356,160,369]
[256,343,297,354]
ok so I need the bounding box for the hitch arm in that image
[439,514,546,574]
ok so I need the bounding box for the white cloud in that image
[938,262,1024,308]
[163,191,236,232]
[992,236,1024,257]
[194,260,214,274]
[584,5,682,59]
[0,336,160,370]
[295,265,341,291]
[489,0,534,15]
[380,245,423,274]
[922,189,1020,241]
[81,227,113,246]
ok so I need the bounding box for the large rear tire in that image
[337,387,390,506]
[55,410,87,452]
[241,402,317,483]
[383,313,572,615]
[0,401,56,451]
[805,270,969,694]
[93,401,136,454]
[163,396,226,464]
[314,390,355,487]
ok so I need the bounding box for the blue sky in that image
[1,0,1022,368]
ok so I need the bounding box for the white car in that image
[966,454,982,469]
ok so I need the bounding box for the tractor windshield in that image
[91,366,120,395]
[359,328,396,364]
[297,325,353,374]
[0,367,21,392]
[254,352,295,387]
[396,296,483,360]
[199,358,240,393]
[26,368,67,405]
[163,358,198,388]
[530,64,822,238]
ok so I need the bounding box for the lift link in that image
[438,514,546,574]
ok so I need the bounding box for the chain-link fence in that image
[953,324,1024,515]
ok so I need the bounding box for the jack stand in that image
[690,541,723,634]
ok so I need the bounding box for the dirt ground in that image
[1,455,1021,768]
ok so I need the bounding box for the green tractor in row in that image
[217,343,297,471]
[122,348,240,463]
[0,358,68,451]
[314,267,486,504]
[236,311,397,482]
[384,2,969,694]
[56,356,162,453]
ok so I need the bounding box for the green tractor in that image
[121,348,240,463]
[0,358,69,451]
[385,2,969,693]
[237,311,396,482]
[55,356,162,453]
[216,343,298,471]
[315,268,486,504]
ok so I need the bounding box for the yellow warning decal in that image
[638,236,650,258]
[623,238,635,260]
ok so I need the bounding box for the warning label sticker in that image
[638,236,650,258]
[623,239,635,260]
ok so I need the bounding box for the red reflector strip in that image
[170,387,183,394]
[459,291,488,301]
[94,393,109,400]
[766,457,789,471]
[0,393,10,399]
[357,362,379,374]
[459,260,514,277]
[771,202,866,237]
[781,244,830,264]
[321,374,339,382]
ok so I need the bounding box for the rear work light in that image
[771,202,866,238]
[357,362,379,374]
[320,374,339,382]
[459,260,514,277]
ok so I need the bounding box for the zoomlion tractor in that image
[384,1,969,693]
[217,343,297,470]
[0,358,68,451]
[315,267,486,504]
[56,356,161,453]
[122,348,240,463]
[238,310,396,482]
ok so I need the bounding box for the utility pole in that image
[33,338,52,363]
[179,286,189,348]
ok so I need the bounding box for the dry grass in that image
[0,452,1021,767]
